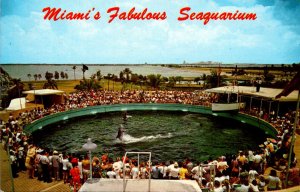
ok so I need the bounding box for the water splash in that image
[116,133,173,144]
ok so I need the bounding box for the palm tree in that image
[44,71,58,89]
[119,71,125,83]
[201,74,207,88]
[11,78,24,95]
[3,78,25,108]
[106,73,112,90]
[96,70,102,81]
[194,77,201,83]
[82,65,88,79]
[112,74,118,91]
[207,70,223,88]
[168,76,177,87]
[27,74,32,81]
[175,76,183,84]
[74,79,101,91]
[72,66,77,80]
[147,74,162,89]
[45,71,53,81]
[123,68,132,83]
[34,74,38,81]
[43,79,58,89]
[54,71,59,80]
[60,71,65,79]
[38,74,42,80]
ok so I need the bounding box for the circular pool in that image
[32,110,269,162]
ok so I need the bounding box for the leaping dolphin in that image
[116,124,125,141]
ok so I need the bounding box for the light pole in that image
[82,138,97,182]
[32,85,36,107]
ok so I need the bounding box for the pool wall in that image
[24,104,277,137]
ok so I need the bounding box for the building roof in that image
[23,89,65,95]
[205,86,299,102]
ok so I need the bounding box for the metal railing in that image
[122,151,151,192]
[196,163,216,191]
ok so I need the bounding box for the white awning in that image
[205,86,299,102]
[6,97,26,110]
[23,89,65,95]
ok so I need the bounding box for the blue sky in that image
[1,0,300,64]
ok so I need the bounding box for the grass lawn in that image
[22,79,151,93]
[22,79,205,94]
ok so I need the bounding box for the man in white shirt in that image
[169,162,180,179]
[40,151,52,183]
[253,152,263,173]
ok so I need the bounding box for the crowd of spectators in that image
[0,89,299,192]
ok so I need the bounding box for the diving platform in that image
[79,179,202,192]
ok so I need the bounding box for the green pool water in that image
[32,111,268,162]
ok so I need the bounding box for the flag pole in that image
[285,89,300,188]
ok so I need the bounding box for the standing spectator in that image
[139,162,148,179]
[107,167,116,179]
[250,180,259,192]
[17,146,26,171]
[70,159,81,192]
[214,180,224,192]
[77,156,83,182]
[248,169,258,183]
[82,155,90,182]
[48,151,53,180]
[62,154,70,183]
[35,149,43,181]
[232,172,251,192]
[131,161,139,179]
[52,151,61,181]
[151,162,160,179]
[25,145,36,179]
[158,161,167,179]
[92,159,101,178]
[253,151,263,174]
[237,152,247,172]
[191,162,207,182]
[287,164,300,187]
[10,150,18,178]
[257,175,266,191]
[40,151,51,183]
[179,164,188,180]
[266,169,281,191]
[169,162,180,180]
[112,157,122,179]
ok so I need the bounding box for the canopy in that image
[6,97,26,110]
[23,89,64,95]
[205,86,299,102]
